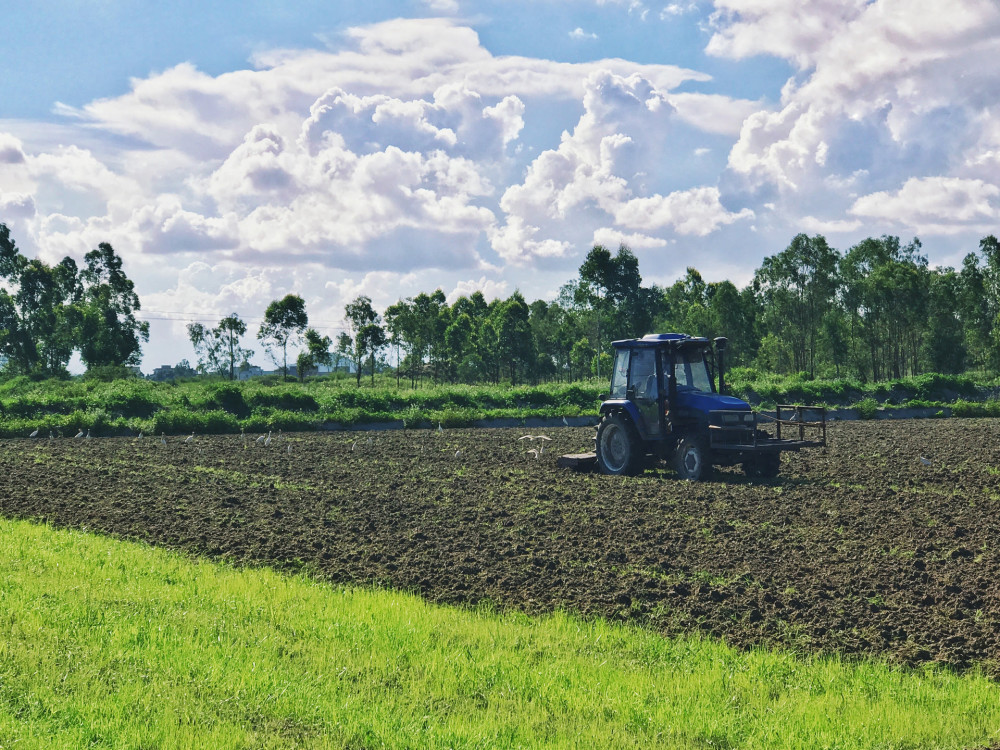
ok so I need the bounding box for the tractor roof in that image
[611,333,711,349]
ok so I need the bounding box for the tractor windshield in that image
[673,347,713,392]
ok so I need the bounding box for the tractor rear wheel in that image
[595,413,643,475]
[743,452,781,478]
[674,437,710,481]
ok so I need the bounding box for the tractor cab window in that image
[629,348,658,400]
[674,348,713,393]
[610,348,629,398]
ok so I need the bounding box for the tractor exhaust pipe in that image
[714,337,728,394]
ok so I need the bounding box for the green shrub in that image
[951,399,1000,418]
[245,390,319,413]
[855,398,878,420]
[99,381,160,419]
[208,383,250,418]
[400,405,429,428]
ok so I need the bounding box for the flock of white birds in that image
[22,422,568,461]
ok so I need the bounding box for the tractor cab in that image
[603,334,751,443]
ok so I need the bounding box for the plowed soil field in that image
[3,420,1000,674]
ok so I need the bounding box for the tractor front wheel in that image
[673,437,710,481]
[595,414,643,475]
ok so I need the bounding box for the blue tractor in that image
[581,333,826,480]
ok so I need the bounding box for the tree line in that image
[0,225,149,378]
[2,220,998,385]
[358,234,1000,386]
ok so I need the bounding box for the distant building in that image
[237,365,265,380]
[149,365,176,381]
[148,363,197,381]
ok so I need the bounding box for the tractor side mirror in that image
[713,337,728,394]
[626,386,636,401]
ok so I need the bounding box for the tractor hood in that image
[676,390,750,413]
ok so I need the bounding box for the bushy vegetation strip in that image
[2,370,1000,437]
[1,518,998,749]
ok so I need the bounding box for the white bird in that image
[367,435,374,446]
[455,449,462,459]
[49,431,55,440]
[264,433,272,447]
[256,431,269,445]
[287,444,292,455]
[240,429,246,444]
[538,444,544,455]
[919,456,932,466]
[74,428,85,439]
[562,416,570,427]
[137,431,143,439]
[527,449,539,459]
[438,422,444,433]
[29,427,39,438]
[85,429,92,439]
[160,433,167,446]
[184,431,194,444]
[351,441,357,451]
[518,435,533,441]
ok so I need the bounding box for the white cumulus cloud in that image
[850,177,1000,234]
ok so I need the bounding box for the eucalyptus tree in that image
[840,235,928,380]
[754,234,839,377]
[0,248,80,377]
[258,294,308,380]
[76,242,150,371]
[187,313,253,379]
[385,298,418,386]
[0,225,122,377]
[344,295,387,386]
[923,269,967,374]
[959,235,1000,371]
[296,328,334,380]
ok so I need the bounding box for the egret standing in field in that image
[74,428,85,439]
[184,431,195,444]
[29,427,39,438]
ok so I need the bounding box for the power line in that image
[137,308,349,332]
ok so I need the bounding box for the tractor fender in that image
[599,400,642,430]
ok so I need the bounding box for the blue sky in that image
[2,0,999,370]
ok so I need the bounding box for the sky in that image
[2,0,1000,372]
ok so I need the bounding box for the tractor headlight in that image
[721,413,740,425]
[743,412,755,424]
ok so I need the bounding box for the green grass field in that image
[1,518,998,749]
